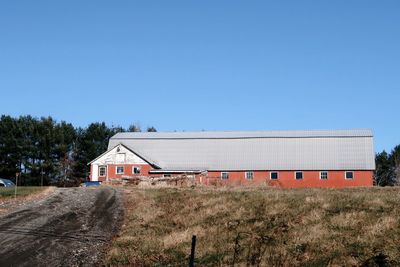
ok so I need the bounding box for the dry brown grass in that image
[0,186,55,215]
[104,186,400,266]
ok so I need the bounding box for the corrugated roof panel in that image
[108,129,375,171]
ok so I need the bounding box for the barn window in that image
[116,153,126,163]
[164,174,171,178]
[345,171,354,180]
[295,171,303,180]
[116,166,124,174]
[221,172,229,180]
[245,172,254,180]
[270,172,279,180]
[320,171,328,180]
[133,167,141,174]
[99,166,106,177]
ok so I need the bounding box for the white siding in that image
[92,164,99,181]
[92,145,147,165]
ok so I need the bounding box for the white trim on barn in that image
[91,144,149,166]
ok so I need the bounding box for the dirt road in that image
[0,187,123,266]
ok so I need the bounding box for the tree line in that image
[0,114,399,187]
[375,146,400,186]
[0,115,156,186]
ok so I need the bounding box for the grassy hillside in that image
[104,187,400,266]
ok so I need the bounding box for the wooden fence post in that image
[189,235,196,267]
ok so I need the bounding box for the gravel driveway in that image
[0,187,123,266]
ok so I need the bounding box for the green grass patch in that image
[0,186,47,198]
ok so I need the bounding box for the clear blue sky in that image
[0,1,399,152]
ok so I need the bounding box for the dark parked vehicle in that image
[81,181,102,187]
[0,178,15,187]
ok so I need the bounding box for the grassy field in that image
[104,187,400,267]
[0,186,48,199]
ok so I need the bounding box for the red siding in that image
[96,164,153,181]
[91,163,373,188]
[204,171,269,186]
[205,170,373,188]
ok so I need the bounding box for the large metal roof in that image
[108,129,375,171]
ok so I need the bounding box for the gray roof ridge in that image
[110,129,373,140]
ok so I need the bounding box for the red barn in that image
[89,129,375,188]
